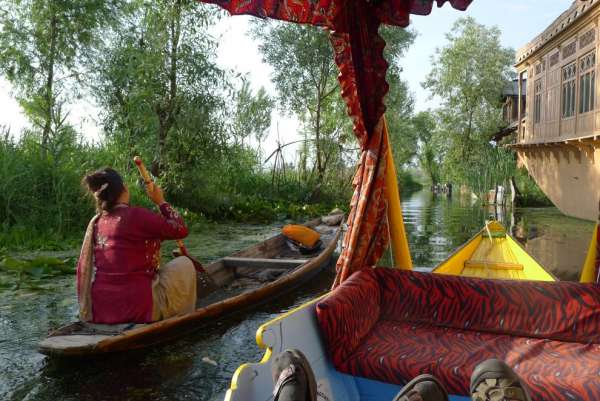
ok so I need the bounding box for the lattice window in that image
[580,28,595,48]
[534,79,543,123]
[562,62,577,118]
[549,52,560,67]
[579,51,596,114]
[562,41,577,59]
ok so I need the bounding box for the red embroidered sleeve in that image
[134,203,188,240]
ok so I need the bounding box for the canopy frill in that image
[197,0,472,286]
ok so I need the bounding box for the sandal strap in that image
[473,379,527,401]
[273,365,298,401]
[398,389,425,401]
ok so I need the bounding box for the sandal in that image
[392,374,449,401]
[271,349,317,401]
[470,359,532,401]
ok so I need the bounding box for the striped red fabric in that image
[317,268,600,401]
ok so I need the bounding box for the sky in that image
[0,0,573,158]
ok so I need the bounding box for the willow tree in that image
[381,26,417,170]
[93,0,229,175]
[0,0,119,152]
[423,17,514,190]
[413,111,442,185]
[252,22,349,193]
[253,22,415,194]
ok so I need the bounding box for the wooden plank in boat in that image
[39,334,111,350]
[464,260,524,270]
[223,257,309,269]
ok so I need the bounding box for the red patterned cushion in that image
[338,320,600,400]
[316,268,600,401]
[316,268,381,363]
[374,268,600,344]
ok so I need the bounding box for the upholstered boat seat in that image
[316,268,600,401]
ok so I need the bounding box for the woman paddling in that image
[76,167,197,324]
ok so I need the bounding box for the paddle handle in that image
[133,156,152,184]
[133,156,187,256]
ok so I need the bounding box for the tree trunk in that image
[152,0,181,177]
[41,12,58,155]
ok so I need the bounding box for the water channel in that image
[0,190,595,400]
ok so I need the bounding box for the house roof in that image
[502,79,526,97]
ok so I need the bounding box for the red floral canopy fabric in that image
[197,0,472,286]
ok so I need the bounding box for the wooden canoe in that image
[432,221,557,281]
[38,216,342,357]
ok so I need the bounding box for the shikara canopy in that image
[197,0,472,286]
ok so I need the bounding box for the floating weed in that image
[0,255,75,292]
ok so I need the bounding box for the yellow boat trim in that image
[383,118,413,270]
[224,294,326,401]
[580,223,598,283]
[433,221,556,281]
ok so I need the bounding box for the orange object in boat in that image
[282,225,321,248]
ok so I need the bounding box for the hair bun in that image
[82,168,125,212]
[84,172,108,192]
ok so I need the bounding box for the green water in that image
[0,191,594,401]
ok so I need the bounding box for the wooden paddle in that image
[133,156,218,294]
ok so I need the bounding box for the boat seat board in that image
[316,268,600,401]
[463,260,523,270]
[39,334,111,350]
[222,257,309,269]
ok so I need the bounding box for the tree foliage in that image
[423,17,514,191]
[252,22,351,194]
[92,0,274,210]
[252,22,417,196]
[0,0,120,151]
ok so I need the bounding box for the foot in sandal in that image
[271,349,317,401]
[393,374,449,401]
[470,359,532,401]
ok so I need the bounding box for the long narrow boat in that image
[432,220,556,281]
[38,215,342,357]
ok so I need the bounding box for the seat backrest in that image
[375,268,600,344]
[316,268,381,364]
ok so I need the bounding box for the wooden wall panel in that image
[561,118,576,136]
[577,112,595,134]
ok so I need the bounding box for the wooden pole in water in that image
[382,118,413,270]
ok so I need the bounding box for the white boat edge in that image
[223,294,470,401]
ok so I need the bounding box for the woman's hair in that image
[83,168,125,212]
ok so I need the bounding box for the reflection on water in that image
[0,190,595,400]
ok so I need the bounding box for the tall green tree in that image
[0,0,119,152]
[423,17,514,190]
[381,26,418,170]
[253,22,416,191]
[93,1,274,210]
[413,111,442,185]
[230,80,273,146]
[93,0,227,176]
[252,22,349,191]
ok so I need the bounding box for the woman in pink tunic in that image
[76,168,197,324]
